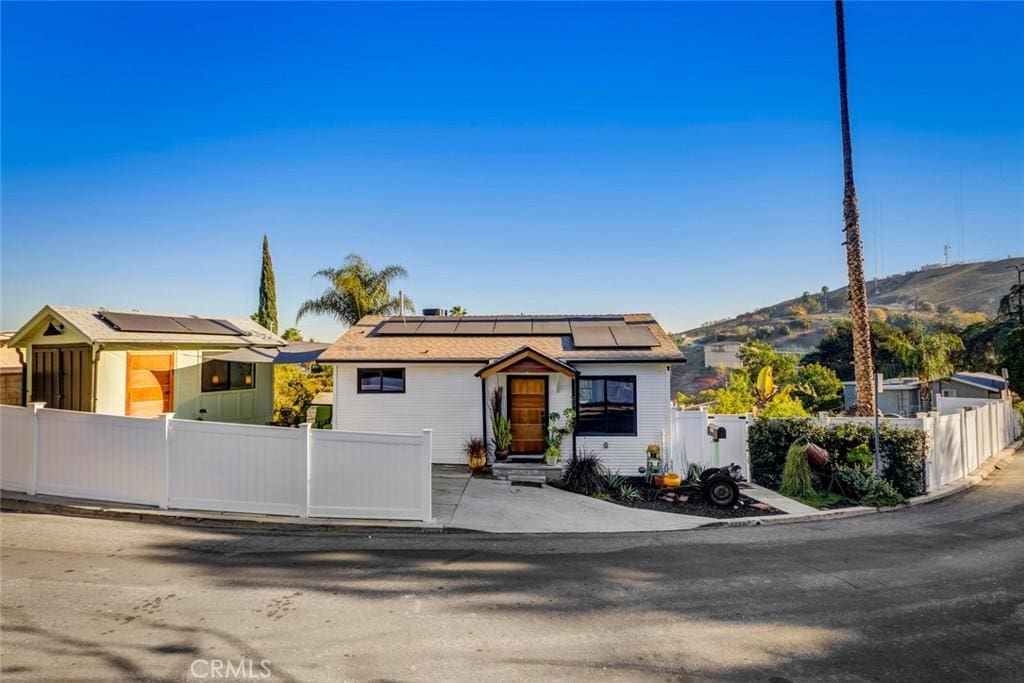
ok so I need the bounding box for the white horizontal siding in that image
[332,363,483,464]
[574,363,672,474]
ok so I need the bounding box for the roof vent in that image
[422,308,448,317]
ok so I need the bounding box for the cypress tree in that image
[255,235,278,333]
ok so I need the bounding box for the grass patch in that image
[787,490,849,509]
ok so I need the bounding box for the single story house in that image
[842,371,1010,416]
[8,305,284,423]
[702,341,743,369]
[317,312,686,469]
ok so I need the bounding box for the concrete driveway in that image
[450,477,706,532]
[2,451,1022,681]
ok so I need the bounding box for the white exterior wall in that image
[332,362,483,464]
[574,363,673,473]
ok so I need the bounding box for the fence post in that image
[421,428,433,523]
[299,422,312,518]
[159,413,174,509]
[28,402,45,495]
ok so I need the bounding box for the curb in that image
[3,441,1019,535]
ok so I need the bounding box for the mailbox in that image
[707,424,727,442]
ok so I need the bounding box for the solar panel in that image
[570,323,617,347]
[609,324,658,348]
[414,320,459,334]
[376,320,422,335]
[98,311,189,333]
[453,320,497,334]
[97,311,246,336]
[532,319,571,334]
[493,319,533,334]
[173,317,246,335]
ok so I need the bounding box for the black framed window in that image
[577,376,636,435]
[201,354,255,393]
[357,368,406,393]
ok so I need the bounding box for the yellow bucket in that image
[662,472,682,488]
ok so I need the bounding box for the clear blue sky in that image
[2,2,1021,342]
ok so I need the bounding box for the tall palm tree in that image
[297,254,414,326]
[835,0,875,416]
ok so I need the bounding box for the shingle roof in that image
[319,313,685,363]
[9,305,284,347]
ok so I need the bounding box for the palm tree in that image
[450,305,467,317]
[891,332,964,411]
[297,254,414,326]
[835,0,875,416]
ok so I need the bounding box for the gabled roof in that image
[947,371,1008,392]
[475,346,577,378]
[8,305,284,348]
[319,312,685,363]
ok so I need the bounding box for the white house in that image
[703,341,743,369]
[318,313,686,469]
[8,305,283,423]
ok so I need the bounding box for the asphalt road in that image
[2,452,1023,682]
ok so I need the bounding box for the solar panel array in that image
[98,311,247,336]
[373,316,659,349]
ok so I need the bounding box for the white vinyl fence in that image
[924,397,1020,491]
[1,404,433,521]
[670,407,751,475]
[671,397,1021,493]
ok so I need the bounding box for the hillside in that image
[671,256,1023,398]
[680,257,1023,345]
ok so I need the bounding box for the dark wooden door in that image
[508,377,547,454]
[31,346,92,411]
[126,353,174,417]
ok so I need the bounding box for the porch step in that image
[492,461,562,484]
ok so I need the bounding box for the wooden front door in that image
[31,346,93,411]
[126,353,174,417]
[508,377,547,454]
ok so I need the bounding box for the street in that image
[2,453,1023,682]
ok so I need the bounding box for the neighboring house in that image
[318,312,685,469]
[932,372,1009,400]
[7,305,283,423]
[0,332,25,406]
[843,378,924,417]
[702,341,743,369]
[842,371,1010,416]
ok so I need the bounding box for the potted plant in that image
[464,436,488,472]
[646,443,662,473]
[544,408,576,466]
[489,387,512,461]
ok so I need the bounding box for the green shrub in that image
[845,444,873,469]
[779,442,814,499]
[748,419,927,497]
[561,450,607,496]
[617,483,640,501]
[836,466,906,507]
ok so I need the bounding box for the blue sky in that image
[2,2,1021,341]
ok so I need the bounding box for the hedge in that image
[748,418,927,497]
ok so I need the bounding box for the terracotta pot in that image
[653,475,666,487]
[804,443,830,468]
[467,450,487,471]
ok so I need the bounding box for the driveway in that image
[2,451,1022,681]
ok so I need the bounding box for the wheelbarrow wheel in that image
[703,475,739,507]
